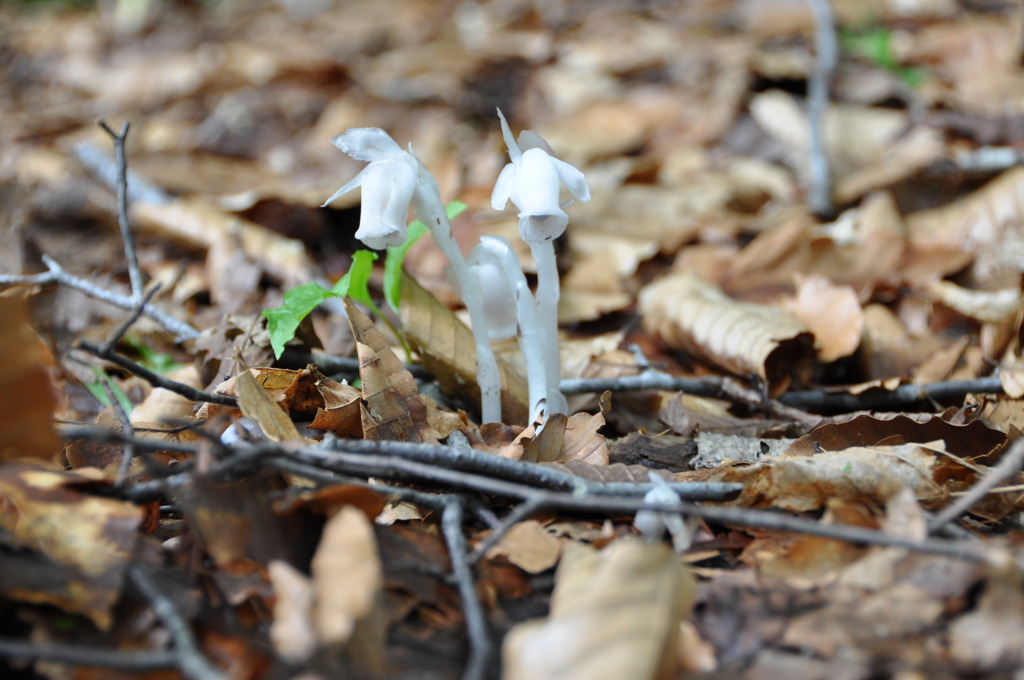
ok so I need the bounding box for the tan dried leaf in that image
[724,444,943,512]
[235,369,305,443]
[791,273,863,362]
[639,271,814,394]
[502,539,695,680]
[924,280,1023,324]
[346,299,440,443]
[487,520,562,574]
[268,559,316,664]
[311,506,386,671]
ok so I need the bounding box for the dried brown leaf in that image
[502,539,695,680]
[639,271,814,394]
[235,369,305,443]
[311,506,386,672]
[0,463,142,629]
[723,444,943,512]
[486,520,562,574]
[790,273,863,362]
[0,297,59,462]
[346,299,441,443]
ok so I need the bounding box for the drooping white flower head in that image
[323,128,424,250]
[490,109,591,244]
[467,237,524,341]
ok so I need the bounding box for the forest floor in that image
[4,1,1024,678]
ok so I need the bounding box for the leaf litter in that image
[4,1,1024,679]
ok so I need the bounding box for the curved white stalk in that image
[473,237,549,424]
[419,197,503,424]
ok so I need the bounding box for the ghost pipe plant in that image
[323,128,503,423]
[491,109,591,417]
[468,236,550,424]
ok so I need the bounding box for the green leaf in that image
[345,250,379,309]
[85,366,134,415]
[263,281,334,359]
[384,200,467,312]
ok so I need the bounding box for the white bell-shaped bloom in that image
[466,251,519,341]
[323,128,422,250]
[490,109,591,244]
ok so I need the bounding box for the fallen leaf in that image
[0,296,59,462]
[487,520,562,574]
[790,273,863,362]
[640,271,814,394]
[235,368,305,442]
[502,538,695,680]
[311,506,386,673]
[346,298,441,443]
[0,463,142,629]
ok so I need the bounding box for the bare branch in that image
[442,497,493,680]
[98,120,144,298]
[805,0,838,217]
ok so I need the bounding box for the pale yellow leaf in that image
[502,539,695,680]
[311,507,386,671]
[487,520,562,574]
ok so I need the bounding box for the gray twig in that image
[61,427,996,564]
[76,339,237,407]
[928,438,1024,533]
[129,566,226,680]
[805,0,838,217]
[98,120,144,298]
[0,637,177,671]
[100,282,162,355]
[442,496,493,680]
[0,256,199,341]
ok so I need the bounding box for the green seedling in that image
[840,27,926,88]
[263,200,464,360]
[85,366,134,415]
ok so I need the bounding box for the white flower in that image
[323,128,424,250]
[490,109,591,243]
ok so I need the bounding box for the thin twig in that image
[129,566,226,680]
[928,438,1024,534]
[100,282,162,355]
[76,340,238,407]
[780,376,1005,412]
[60,428,999,564]
[442,496,493,680]
[561,372,1006,414]
[0,256,199,340]
[98,120,144,298]
[0,638,177,670]
[98,377,137,483]
[805,0,838,217]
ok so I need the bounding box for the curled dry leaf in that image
[268,559,316,664]
[502,538,695,680]
[639,271,814,394]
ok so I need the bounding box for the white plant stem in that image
[477,238,549,425]
[527,239,567,416]
[421,198,503,424]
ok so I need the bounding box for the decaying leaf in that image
[486,520,562,574]
[790,273,863,362]
[639,271,814,394]
[723,443,943,511]
[346,299,441,443]
[502,538,695,680]
[0,296,59,462]
[268,559,317,664]
[235,368,306,442]
[399,271,530,424]
[311,506,386,673]
[0,463,142,629]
